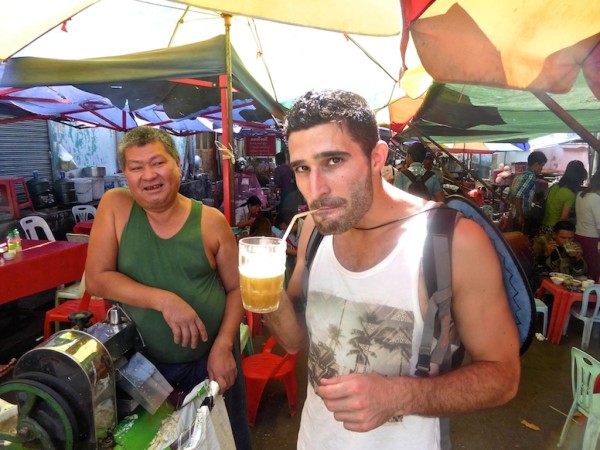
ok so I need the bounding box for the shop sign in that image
[245,135,276,156]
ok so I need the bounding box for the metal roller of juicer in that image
[0,307,173,449]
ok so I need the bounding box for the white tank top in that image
[298,207,441,450]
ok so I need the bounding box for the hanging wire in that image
[246,18,279,104]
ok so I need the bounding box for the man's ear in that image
[371,140,388,173]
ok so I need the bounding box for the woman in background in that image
[234,195,262,230]
[543,160,587,228]
[575,171,600,281]
[248,216,273,237]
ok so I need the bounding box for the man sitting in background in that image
[533,220,587,276]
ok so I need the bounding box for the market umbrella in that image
[0,85,139,130]
[0,36,284,130]
[3,0,405,222]
[402,0,600,96]
[398,0,600,152]
[1,0,402,61]
[396,74,600,144]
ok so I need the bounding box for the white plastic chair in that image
[71,205,96,223]
[535,298,548,337]
[558,347,600,449]
[562,285,600,350]
[54,271,86,308]
[65,233,90,243]
[19,215,55,241]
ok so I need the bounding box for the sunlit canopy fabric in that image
[173,0,402,36]
[1,0,401,62]
[396,74,600,144]
[405,0,600,98]
[0,0,98,60]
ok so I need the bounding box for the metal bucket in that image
[83,166,106,177]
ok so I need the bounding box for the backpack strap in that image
[421,170,435,183]
[400,168,417,182]
[418,206,459,450]
[415,206,459,378]
[301,227,324,309]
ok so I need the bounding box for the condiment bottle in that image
[13,229,22,252]
[6,232,16,255]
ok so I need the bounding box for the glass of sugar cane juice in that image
[239,236,286,312]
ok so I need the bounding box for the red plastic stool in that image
[241,336,298,426]
[44,291,112,340]
[245,310,263,338]
[0,177,34,219]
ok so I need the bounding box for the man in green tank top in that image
[86,127,251,449]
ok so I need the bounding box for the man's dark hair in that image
[553,220,575,233]
[406,142,427,163]
[275,151,287,166]
[283,89,379,157]
[243,195,262,207]
[527,150,548,167]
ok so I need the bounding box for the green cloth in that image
[117,200,226,364]
[398,73,600,143]
[543,185,576,228]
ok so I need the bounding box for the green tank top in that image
[118,200,226,364]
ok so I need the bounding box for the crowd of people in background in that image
[234,132,598,305]
[502,150,599,291]
[379,142,599,288]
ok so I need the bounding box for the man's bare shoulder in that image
[100,187,133,206]
[451,215,505,294]
[96,188,133,222]
[200,204,233,240]
[452,215,489,242]
[201,203,228,225]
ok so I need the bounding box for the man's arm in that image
[85,189,208,348]
[262,216,314,354]
[316,218,520,432]
[203,206,245,392]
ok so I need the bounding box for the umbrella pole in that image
[533,92,600,154]
[220,14,235,225]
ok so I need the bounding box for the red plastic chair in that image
[245,310,263,338]
[241,336,299,426]
[43,291,111,339]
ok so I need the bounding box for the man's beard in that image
[310,174,373,235]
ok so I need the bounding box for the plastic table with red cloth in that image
[0,239,87,305]
[73,219,94,235]
[536,277,595,344]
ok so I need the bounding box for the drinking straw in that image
[281,209,318,244]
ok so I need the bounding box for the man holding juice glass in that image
[256,89,520,450]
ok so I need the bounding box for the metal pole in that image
[219,14,235,225]
[534,91,600,154]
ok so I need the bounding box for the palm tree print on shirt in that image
[306,292,415,389]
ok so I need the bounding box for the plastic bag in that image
[147,380,235,450]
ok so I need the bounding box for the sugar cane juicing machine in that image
[0,308,174,449]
